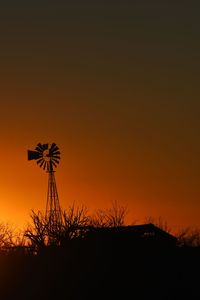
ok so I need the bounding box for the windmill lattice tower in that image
[27,143,62,230]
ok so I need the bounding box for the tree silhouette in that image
[61,204,90,242]
[176,227,200,247]
[24,210,48,251]
[0,222,15,249]
[144,216,171,233]
[90,200,127,227]
[23,201,128,252]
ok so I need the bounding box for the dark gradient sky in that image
[0,1,200,230]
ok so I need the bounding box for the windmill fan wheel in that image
[28,143,61,172]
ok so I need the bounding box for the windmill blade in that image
[50,144,59,153]
[51,161,57,168]
[50,142,56,150]
[43,161,47,170]
[36,158,44,165]
[51,142,56,147]
[35,143,44,152]
[35,147,43,153]
[51,151,61,156]
[52,155,60,160]
[28,150,42,160]
[41,143,48,150]
[40,160,45,168]
[52,158,60,165]
[52,146,59,152]
[49,148,59,157]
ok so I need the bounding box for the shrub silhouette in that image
[24,201,128,252]
[0,204,200,300]
[89,200,127,227]
[0,222,18,250]
[176,227,200,247]
[24,210,48,251]
[144,216,172,233]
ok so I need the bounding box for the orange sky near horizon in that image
[1,92,199,233]
[0,1,200,232]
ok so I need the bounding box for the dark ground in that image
[0,239,199,300]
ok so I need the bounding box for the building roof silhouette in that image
[84,223,177,247]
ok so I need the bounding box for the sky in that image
[0,1,200,231]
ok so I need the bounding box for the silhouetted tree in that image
[176,227,200,247]
[60,204,90,244]
[24,201,128,252]
[24,210,48,251]
[24,205,91,250]
[90,201,127,227]
[0,222,15,250]
[144,216,171,233]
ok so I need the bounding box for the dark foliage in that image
[0,206,200,300]
[0,236,200,300]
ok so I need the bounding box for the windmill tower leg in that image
[46,171,62,235]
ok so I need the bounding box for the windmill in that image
[27,143,62,232]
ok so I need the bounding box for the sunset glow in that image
[0,1,199,232]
